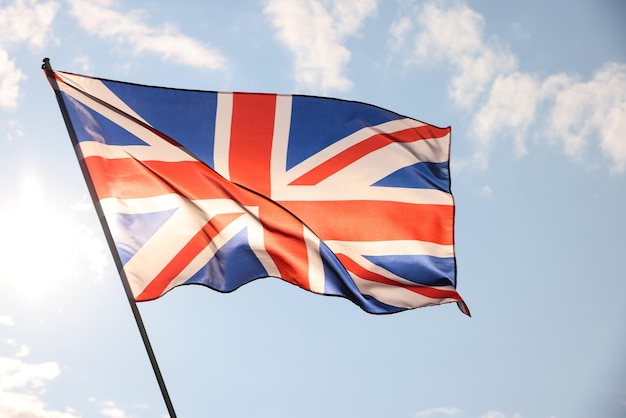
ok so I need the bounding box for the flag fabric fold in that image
[45,67,469,316]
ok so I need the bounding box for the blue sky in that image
[1,0,625,417]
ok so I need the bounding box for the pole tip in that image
[42,57,51,70]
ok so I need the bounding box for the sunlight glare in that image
[0,172,103,303]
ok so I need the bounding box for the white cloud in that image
[0,390,80,418]
[547,62,626,173]
[480,411,524,418]
[480,185,493,197]
[0,315,14,326]
[472,62,626,172]
[481,411,506,418]
[15,345,30,358]
[469,70,571,152]
[0,50,26,109]
[264,0,377,93]
[388,15,412,49]
[90,399,132,418]
[0,0,59,110]
[4,118,25,141]
[68,0,227,70]
[0,0,59,50]
[0,355,80,418]
[408,1,516,108]
[99,405,131,418]
[0,357,60,391]
[480,412,525,418]
[393,0,626,174]
[415,406,461,417]
[470,72,541,156]
[74,224,109,283]
[73,55,92,73]
[70,195,94,212]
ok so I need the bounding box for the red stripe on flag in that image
[85,157,242,201]
[290,125,450,186]
[259,204,312,290]
[135,212,244,301]
[85,157,454,245]
[283,200,454,245]
[86,156,318,291]
[336,254,463,302]
[85,157,453,244]
[229,93,276,197]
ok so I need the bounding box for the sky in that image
[0,0,625,417]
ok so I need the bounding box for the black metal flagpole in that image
[42,58,178,418]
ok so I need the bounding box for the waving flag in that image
[45,67,469,315]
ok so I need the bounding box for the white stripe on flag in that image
[319,134,450,187]
[158,215,252,296]
[303,226,325,294]
[281,118,428,184]
[270,94,292,199]
[272,183,453,205]
[351,275,459,309]
[122,199,236,296]
[325,239,454,258]
[214,92,233,180]
[342,254,459,309]
[56,72,149,125]
[56,77,195,162]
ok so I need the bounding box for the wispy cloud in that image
[481,411,506,418]
[0,357,60,391]
[0,390,80,418]
[89,398,133,418]
[547,63,626,173]
[14,345,30,358]
[264,0,377,93]
[0,353,79,418]
[68,0,227,70]
[0,51,25,110]
[0,315,14,326]
[415,406,461,417]
[0,0,59,110]
[74,223,109,283]
[480,411,524,418]
[407,1,516,108]
[391,0,626,173]
[73,55,92,73]
[0,0,59,50]
[99,402,132,418]
[471,62,626,172]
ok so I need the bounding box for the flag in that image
[45,67,469,316]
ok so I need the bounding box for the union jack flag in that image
[46,68,469,315]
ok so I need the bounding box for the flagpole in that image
[42,58,178,418]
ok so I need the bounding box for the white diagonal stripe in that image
[158,215,252,295]
[56,72,148,124]
[317,134,450,187]
[103,195,283,296]
[124,204,213,294]
[100,194,185,214]
[351,275,459,309]
[282,118,427,183]
[339,253,459,308]
[56,74,194,162]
